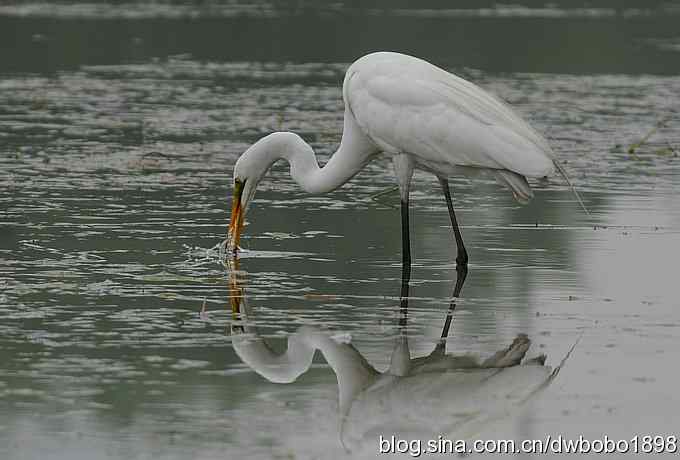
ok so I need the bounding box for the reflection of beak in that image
[227,180,245,253]
[228,258,245,332]
[230,282,242,315]
[229,257,242,314]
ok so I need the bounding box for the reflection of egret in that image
[228,269,573,450]
[227,51,587,269]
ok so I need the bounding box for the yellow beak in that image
[227,180,245,253]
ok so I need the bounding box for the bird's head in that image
[227,133,301,254]
[227,148,265,254]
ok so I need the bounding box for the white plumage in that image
[227,51,584,260]
[345,52,554,176]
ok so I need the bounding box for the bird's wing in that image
[345,52,555,178]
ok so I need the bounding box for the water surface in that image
[1,2,680,459]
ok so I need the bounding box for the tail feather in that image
[553,160,590,215]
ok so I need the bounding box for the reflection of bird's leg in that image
[399,196,411,325]
[393,154,414,324]
[436,178,469,349]
[439,178,468,267]
[439,262,468,344]
[391,199,412,375]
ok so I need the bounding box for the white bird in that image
[227,51,586,267]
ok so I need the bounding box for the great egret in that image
[227,51,586,267]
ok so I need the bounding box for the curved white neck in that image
[247,110,378,194]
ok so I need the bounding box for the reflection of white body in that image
[231,312,568,451]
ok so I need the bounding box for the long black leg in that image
[439,178,468,267]
[399,197,411,327]
[384,196,413,376]
[438,178,469,348]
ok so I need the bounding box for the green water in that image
[1,3,679,459]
